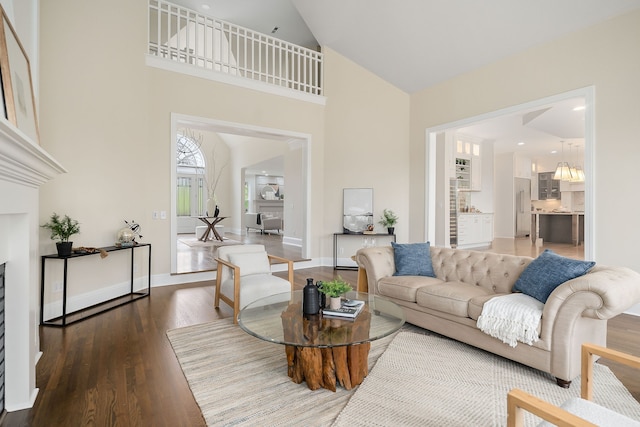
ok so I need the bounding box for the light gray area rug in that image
[178,237,241,248]
[166,319,394,426]
[332,331,640,426]
[168,321,640,426]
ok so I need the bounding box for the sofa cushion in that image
[391,241,435,277]
[416,282,492,318]
[468,293,510,320]
[377,275,443,302]
[512,249,595,303]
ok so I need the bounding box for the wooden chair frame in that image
[214,253,294,324]
[507,343,640,426]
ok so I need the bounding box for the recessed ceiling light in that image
[201,4,211,10]
[573,105,585,111]
[517,142,525,146]
[551,150,558,154]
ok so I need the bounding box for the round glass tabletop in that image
[238,290,405,348]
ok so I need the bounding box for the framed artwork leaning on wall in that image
[0,5,39,144]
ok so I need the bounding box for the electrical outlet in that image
[152,211,159,220]
[53,282,63,293]
[160,211,167,220]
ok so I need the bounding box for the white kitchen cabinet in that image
[455,140,482,191]
[457,215,472,245]
[481,214,493,243]
[455,158,471,190]
[457,213,493,248]
[514,155,532,179]
[470,155,482,191]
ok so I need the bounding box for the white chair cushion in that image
[228,251,271,276]
[538,397,640,427]
[221,274,291,309]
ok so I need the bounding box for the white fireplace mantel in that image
[0,120,66,187]
[0,118,66,411]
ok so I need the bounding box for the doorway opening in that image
[170,114,311,274]
[425,87,594,261]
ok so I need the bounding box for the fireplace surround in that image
[0,120,65,411]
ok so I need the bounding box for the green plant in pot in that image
[41,213,80,257]
[319,276,353,309]
[378,209,398,235]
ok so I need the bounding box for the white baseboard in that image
[42,278,150,321]
[625,303,640,316]
[283,236,302,247]
[335,256,358,269]
[152,271,216,287]
[6,387,39,412]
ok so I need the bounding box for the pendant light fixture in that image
[572,144,585,182]
[568,143,579,181]
[553,141,573,181]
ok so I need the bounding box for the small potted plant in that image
[379,209,398,235]
[41,213,80,257]
[319,276,353,309]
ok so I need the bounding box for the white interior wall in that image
[283,142,304,245]
[40,0,328,285]
[323,47,411,249]
[494,153,515,238]
[434,132,447,247]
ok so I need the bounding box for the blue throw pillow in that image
[391,242,435,277]
[513,249,595,303]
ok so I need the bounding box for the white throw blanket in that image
[476,293,543,347]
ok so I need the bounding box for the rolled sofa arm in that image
[541,265,640,381]
[355,246,395,294]
[544,265,640,322]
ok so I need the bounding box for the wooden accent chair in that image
[214,244,294,323]
[507,343,640,426]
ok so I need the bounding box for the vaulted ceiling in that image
[174,0,640,93]
[170,0,640,160]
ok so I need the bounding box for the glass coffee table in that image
[238,290,405,391]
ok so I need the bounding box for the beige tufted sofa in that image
[355,245,640,387]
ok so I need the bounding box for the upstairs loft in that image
[147,0,324,103]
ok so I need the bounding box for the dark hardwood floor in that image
[4,236,638,426]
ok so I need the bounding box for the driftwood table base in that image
[285,341,371,391]
[281,303,372,391]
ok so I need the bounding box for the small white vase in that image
[329,297,342,309]
[206,198,216,216]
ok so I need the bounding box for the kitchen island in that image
[531,212,584,246]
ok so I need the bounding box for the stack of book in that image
[322,299,365,319]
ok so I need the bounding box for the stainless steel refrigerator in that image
[515,178,531,237]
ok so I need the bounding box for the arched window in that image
[176,134,206,219]
[177,134,205,169]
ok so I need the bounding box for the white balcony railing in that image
[148,0,323,96]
